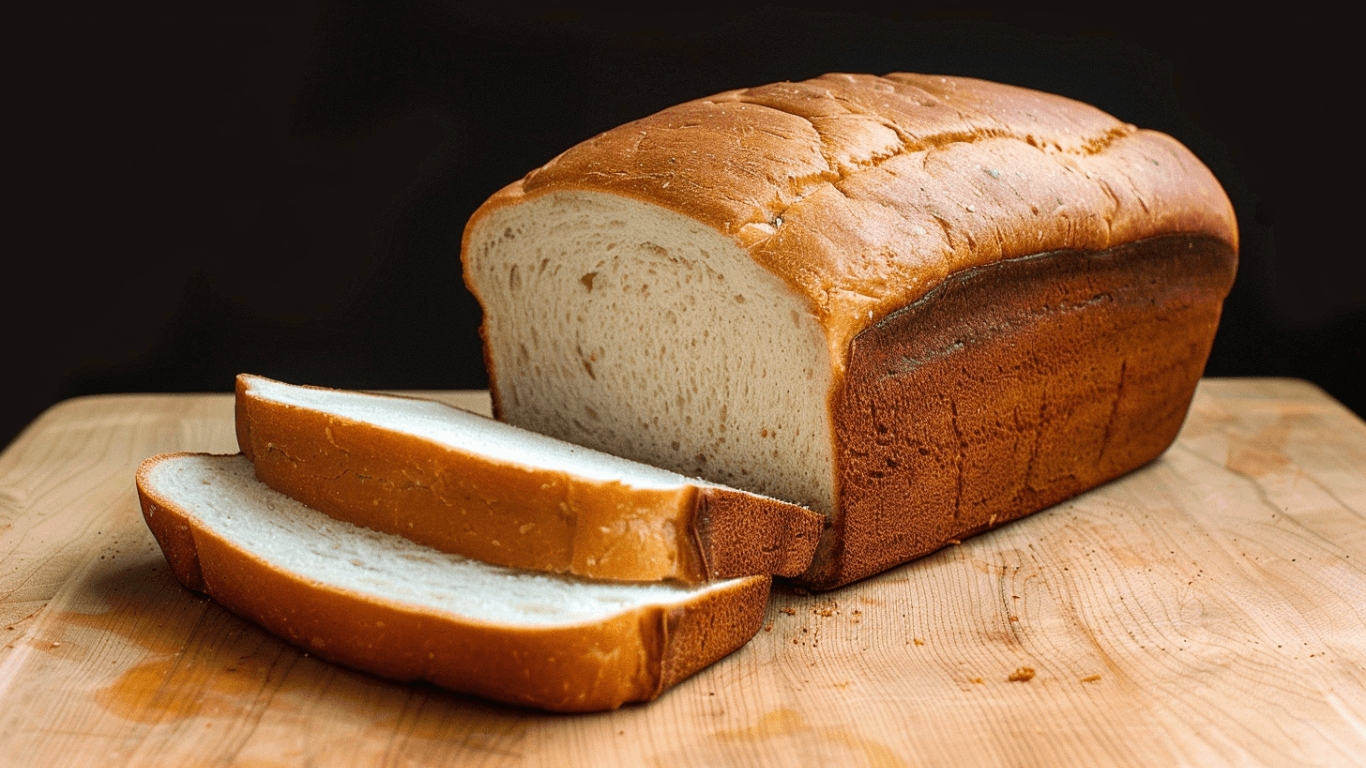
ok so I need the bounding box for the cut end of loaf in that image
[465,190,838,517]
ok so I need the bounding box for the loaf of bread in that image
[235,374,822,582]
[137,453,769,712]
[461,72,1239,589]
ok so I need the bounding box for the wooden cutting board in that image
[1,379,1363,767]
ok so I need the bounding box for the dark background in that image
[7,2,1363,449]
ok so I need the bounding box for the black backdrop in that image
[7,2,1363,449]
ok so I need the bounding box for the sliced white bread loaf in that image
[235,374,822,583]
[136,453,770,712]
[462,72,1239,588]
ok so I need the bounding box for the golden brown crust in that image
[804,234,1237,588]
[462,73,1237,371]
[136,453,771,712]
[236,376,821,582]
[137,473,205,592]
[658,574,771,692]
[693,487,825,580]
[234,375,255,462]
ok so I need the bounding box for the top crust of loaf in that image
[463,72,1238,370]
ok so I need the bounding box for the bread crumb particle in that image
[913,638,925,646]
[780,608,796,616]
[1008,667,1036,682]
[1081,674,1101,683]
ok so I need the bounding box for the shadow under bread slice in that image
[235,375,822,583]
[136,453,770,713]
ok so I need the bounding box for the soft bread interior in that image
[144,454,745,626]
[248,375,729,491]
[466,190,836,515]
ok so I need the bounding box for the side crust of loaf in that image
[136,453,771,712]
[806,233,1237,588]
[236,376,822,583]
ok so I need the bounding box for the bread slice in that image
[461,73,1239,588]
[136,453,770,712]
[234,374,822,583]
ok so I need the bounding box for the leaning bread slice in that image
[235,374,822,583]
[137,453,770,712]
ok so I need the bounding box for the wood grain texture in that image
[1,380,1362,767]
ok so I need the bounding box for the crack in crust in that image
[710,73,1137,227]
